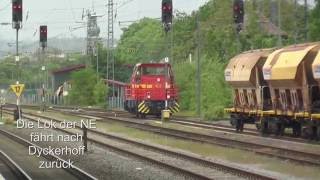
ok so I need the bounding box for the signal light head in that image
[40,25,48,48]
[233,0,244,25]
[12,0,23,27]
[162,0,173,30]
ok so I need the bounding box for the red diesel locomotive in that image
[124,63,180,118]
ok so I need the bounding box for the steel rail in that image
[0,128,97,180]
[4,110,275,180]
[0,151,32,180]
[53,109,320,166]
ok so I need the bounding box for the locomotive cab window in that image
[142,66,167,76]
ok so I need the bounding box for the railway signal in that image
[162,0,173,32]
[12,0,23,29]
[233,0,244,33]
[39,25,47,111]
[12,0,23,81]
[40,25,48,48]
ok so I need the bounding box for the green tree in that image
[93,80,108,107]
[68,69,97,106]
[116,18,167,64]
[309,0,320,41]
[111,0,313,119]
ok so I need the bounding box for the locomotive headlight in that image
[147,95,151,99]
[165,82,171,89]
[167,95,170,99]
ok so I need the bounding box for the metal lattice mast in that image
[107,0,115,97]
[86,11,99,56]
[86,11,92,55]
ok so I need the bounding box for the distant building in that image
[51,64,86,93]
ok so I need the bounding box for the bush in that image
[173,55,231,119]
[93,80,108,107]
[68,69,97,106]
[204,105,225,119]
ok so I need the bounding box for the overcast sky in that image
[0,0,209,42]
[0,0,316,43]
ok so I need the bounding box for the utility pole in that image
[16,28,20,80]
[12,0,23,120]
[196,13,201,118]
[107,0,115,104]
[304,0,308,42]
[233,0,244,52]
[294,0,298,44]
[277,0,282,47]
[95,46,99,82]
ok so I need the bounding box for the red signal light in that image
[162,4,172,12]
[12,0,23,24]
[40,25,48,45]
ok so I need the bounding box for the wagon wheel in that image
[275,122,285,136]
[292,121,302,137]
[235,118,244,132]
[316,126,320,141]
[260,117,269,135]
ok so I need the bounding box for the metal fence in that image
[108,96,124,110]
[4,89,124,110]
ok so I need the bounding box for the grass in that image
[23,109,83,122]
[174,111,197,117]
[0,114,14,125]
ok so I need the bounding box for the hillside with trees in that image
[102,0,318,118]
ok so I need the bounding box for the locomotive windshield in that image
[142,67,166,75]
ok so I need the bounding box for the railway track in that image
[2,109,276,180]
[0,151,32,180]
[48,105,320,144]
[0,127,97,180]
[44,108,320,166]
[6,105,320,164]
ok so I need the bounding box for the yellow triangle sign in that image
[10,84,25,97]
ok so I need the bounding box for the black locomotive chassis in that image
[125,100,178,115]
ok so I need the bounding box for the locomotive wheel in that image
[136,112,146,119]
[141,114,146,119]
[136,112,140,118]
